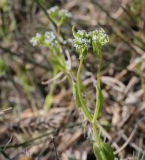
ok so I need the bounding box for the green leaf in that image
[72,82,81,108]
[44,94,53,112]
[50,56,65,72]
[101,143,115,160]
[93,143,104,160]
[93,143,115,160]
[95,85,103,117]
[72,26,78,39]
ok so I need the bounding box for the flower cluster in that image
[73,30,90,55]
[44,32,58,47]
[73,28,109,59]
[90,28,109,46]
[47,6,71,26]
[30,31,59,48]
[47,6,58,14]
[30,33,42,46]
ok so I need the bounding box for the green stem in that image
[92,122,101,145]
[93,63,101,123]
[57,25,61,38]
[76,57,92,122]
[92,63,102,145]
[97,63,101,88]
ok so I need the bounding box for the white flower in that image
[60,9,72,17]
[44,32,58,46]
[30,38,37,46]
[36,33,41,38]
[30,32,42,46]
[92,35,97,41]
[47,6,58,14]
[73,37,90,50]
[77,30,85,36]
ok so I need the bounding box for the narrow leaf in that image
[72,82,81,108]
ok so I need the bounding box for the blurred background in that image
[0,0,145,159]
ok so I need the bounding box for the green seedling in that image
[31,31,68,111]
[73,28,114,159]
[31,7,72,111]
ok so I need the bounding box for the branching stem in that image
[93,63,101,123]
[77,57,92,122]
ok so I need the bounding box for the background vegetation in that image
[0,0,145,159]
